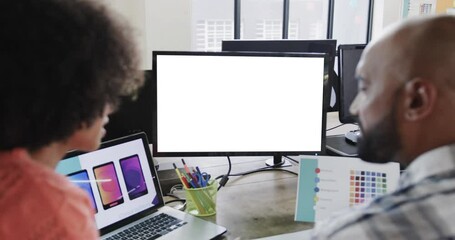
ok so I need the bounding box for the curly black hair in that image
[0,0,144,151]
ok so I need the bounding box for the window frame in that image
[233,0,374,43]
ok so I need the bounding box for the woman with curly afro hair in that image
[0,0,144,238]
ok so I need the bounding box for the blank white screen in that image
[156,54,325,153]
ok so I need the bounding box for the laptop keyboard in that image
[106,213,188,240]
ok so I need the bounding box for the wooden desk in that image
[155,112,357,239]
[206,157,313,239]
[160,156,311,240]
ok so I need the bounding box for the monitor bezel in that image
[103,70,155,142]
[338,44,366,124]
[152,50,329,158]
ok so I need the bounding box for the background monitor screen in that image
[222,39,338,112]
[338,44,365,124]
[152,51,329,161]
[104,70,154,141]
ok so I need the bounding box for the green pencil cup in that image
[185,180,218,216]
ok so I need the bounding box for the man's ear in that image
[402,78,437,121]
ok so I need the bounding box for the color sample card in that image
[349,170,388,207]
[295,156,400,223]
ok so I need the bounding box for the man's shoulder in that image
[313,180,455,239]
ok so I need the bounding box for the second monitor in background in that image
[103,70,154,142]
[326,44,366,156]
[338,44,366,125]
[152,51,329,166]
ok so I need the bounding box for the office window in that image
[288,21,300,39]
[192,0,234,51]
[195,20,234,51]
[332,0,370,44]
[255,20,298,39]
[144,0,373,67]
[241,0,284,39]
[289,0,329,39]
[256,19,282,39]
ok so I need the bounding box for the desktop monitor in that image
[338,44,366,124]
[152,51,329,166]
[325,44,365,157]
[103,70,154,141]
[222,39,338,112]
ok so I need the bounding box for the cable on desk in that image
[167,184,184,195]
[215,164,297,183]
[227,166,297,177]
[215,164,269,180]
[217,156,232,191]
[164,192,182,199]
[326,123,345,131]
[164,199,186,205]
[164,198,187,211]
[215,157,299,189]
[283,155,299,164]
[164,185,187,210]
[326,123,359,132]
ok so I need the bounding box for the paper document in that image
[295,155,400,222]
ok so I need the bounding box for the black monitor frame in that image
[338,44,366,124]
[103,70,154,141]
[222,39,338,112]
[152,51,329,166]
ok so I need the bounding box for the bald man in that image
[311,15,455,239]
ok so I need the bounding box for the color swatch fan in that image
[295,155,400,222]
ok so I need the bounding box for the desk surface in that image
[163,156,311,239]
[156,112,358,239]
[205,158,310,239]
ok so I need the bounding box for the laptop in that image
[56,132,227,239]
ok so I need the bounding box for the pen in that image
[174,163,192,188]
[182,159,200,188]
[181,176,191,188]
[173,163,182,179]
[182,171,199,188]
[181,159,192,176]
[195,166,202,175]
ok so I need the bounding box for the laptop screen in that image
[56,133,162,231]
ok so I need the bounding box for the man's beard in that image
[357,106,402,164]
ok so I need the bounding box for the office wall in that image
[101,0,148,69]
[372,0,455,40]
[101,0,193,69]
[372,0,403,40]
[437,0,454,12]
[146,0,192,69]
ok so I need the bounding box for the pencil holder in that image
[184,180,218,216]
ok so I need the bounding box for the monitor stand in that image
[265,155,292,167]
